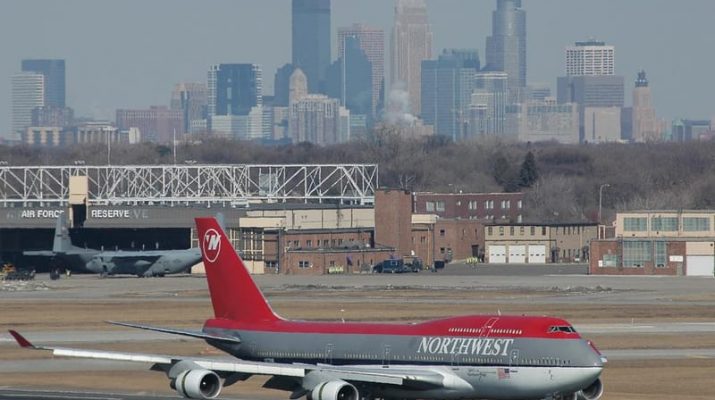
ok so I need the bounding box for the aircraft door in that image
[383,344,391,366]
[509,349,520,367]
[325,343,334,364]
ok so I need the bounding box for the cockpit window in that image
[548,326,576,333]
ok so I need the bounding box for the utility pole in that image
[598,183,611,236]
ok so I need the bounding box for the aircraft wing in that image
[106,321,242,344]
[8,330,445,389]
[22,251,58,257]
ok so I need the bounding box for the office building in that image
[292,0,331,93]
[208,64,262,136]
[391,0,432,116]
[210,107,264,140]
[11,72,45,138]
[116,106,183,143]
[468,71,508,136]
[565,40,614,76]
[327,35,373,121]
[527,84,551,101]
[21,59,65,108]
[632,71,661,142]
[22,126,66,147]
[505,100,579,144]
[289,94,348,145]
[31,106,73,128]
[421,49,480,140]
[671,119,711,142]
[289,68,308,106]
[208,64,262,117]
[557,40,624,142]
[485,0,526,102]
[338,23,385,117]
[583,107,622,143]
[170,82,208,134]
[274,64,297,107]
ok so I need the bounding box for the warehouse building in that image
[484,222,598,264]
[590,211,715,276]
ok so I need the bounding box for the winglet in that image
[8,330,35,348]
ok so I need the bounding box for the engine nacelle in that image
[174,369,222,399]
[310,380,359,400]
[577,378,604,400]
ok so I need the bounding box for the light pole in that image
[598,183,610,225]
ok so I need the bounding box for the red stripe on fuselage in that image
[204,315,581,340]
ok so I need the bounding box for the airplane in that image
[10,217,606,400]
[23,214,202,277]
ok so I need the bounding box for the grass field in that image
[0,283,712,399]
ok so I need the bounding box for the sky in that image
[1,0,714,133]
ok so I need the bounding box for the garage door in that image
[686,256,714,277]
[488,245,506,264]
[508,245,526,264]
[528,245,547,264]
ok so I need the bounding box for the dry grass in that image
[2,285,715,399]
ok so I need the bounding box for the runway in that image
[0,388,186,400]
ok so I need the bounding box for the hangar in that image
[0,164,391,274]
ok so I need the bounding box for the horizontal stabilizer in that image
[107,321,241,344]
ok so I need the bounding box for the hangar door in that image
[489,245,506,264]
[508,245,526,264]
[686,256,714,277]
[528,245,547,264]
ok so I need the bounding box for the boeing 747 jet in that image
[10,217,605,400]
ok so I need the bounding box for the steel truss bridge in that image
[0,164,378,207]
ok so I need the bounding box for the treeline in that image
[2,128,715,223]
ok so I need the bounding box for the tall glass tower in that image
[485,0,526,102]
[21,59,65,108]
[292,0,331,94]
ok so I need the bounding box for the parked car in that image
[373,260,406,273]
[373,258,422,273]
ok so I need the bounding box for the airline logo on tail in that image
[202,229,221,263]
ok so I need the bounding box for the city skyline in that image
[1,0,714,132]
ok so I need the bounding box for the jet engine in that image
[577,378,604,400]
[173,369,222,399]
[309,380,359,400]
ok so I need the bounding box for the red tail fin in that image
[195,217,280,323]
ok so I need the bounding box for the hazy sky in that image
[2,0,714,132]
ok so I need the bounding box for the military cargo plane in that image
[10,217,605,399]
[23,215,201,277]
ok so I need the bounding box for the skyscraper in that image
[469,71,509,136]
[566,40,615,76]
[391,0,432,116]
[274,64,297,107]
[289,68,308,106]
[289,94,346,145]
[208,64,263,138]
[421,49,480,141]
[208,64,262,118]
[292,0,331,94]
[557,40,624,143]
[485,0,526,102]
[170,82,208,134]
[11,72,45,138]
[327,36,373,120]
[338,23,385,117]
[21,59,65,108]
[632,70,661,142]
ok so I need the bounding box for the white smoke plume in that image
[384,83,417,126]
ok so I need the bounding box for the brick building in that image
[412,192,524,221]
[375,189,498,266]
[589,211,715,276]
[485,222,597,264]
[116,106,183,143]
